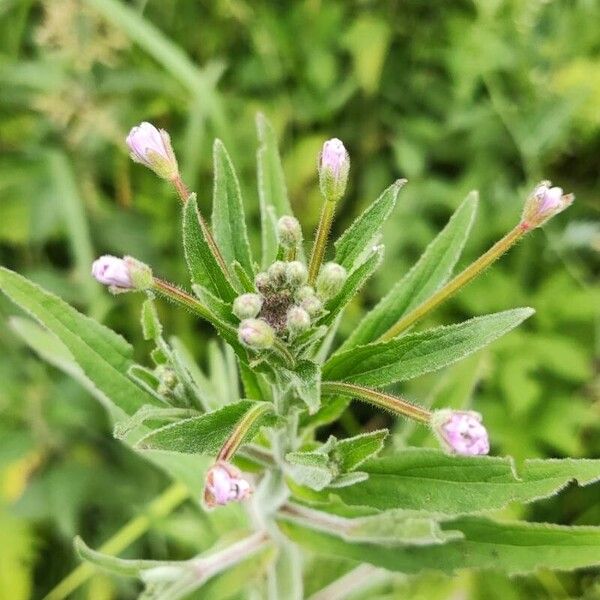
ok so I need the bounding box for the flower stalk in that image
[308,199,337,285]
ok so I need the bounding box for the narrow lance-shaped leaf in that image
[183,194,237,301]
[279,516,600,575]
[325,449,600,515]
[323,308,533,387]
[340,191,478,350]
[212,139,254,276]
[284,360,321,414]
[0,268,160,415]
[334,179,405,271]
[136,399,277,455]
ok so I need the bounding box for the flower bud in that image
[316,262,347,300]
[296,285,316,301]
[431,409,490,456]
[319,138,349,202]
[277,215,303,248]
[286,306,311,335]
[233,293,263,320]
[286,261,308,289]
[204,462,252,508]
[255,272,271,294]
[238,318,275,350]
[521,181,574,229]
[300,295,323,318]
[267,261,288,289]
[126,121,179,180]
[91,255,153,293]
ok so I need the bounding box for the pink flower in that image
[204,462,252,508]
[319,138,349,201]
[126,122,178,180]
[92,255,132,289]
[432,410,490,456]
[522,181,574,229]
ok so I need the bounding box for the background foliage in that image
[0,0,598,598]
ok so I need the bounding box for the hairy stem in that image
[308,200,336,285]
[322,381,431,424]
[217,403,274,462]
[307,565,389,600]
[152,278,218,324]
[43,483,189,600]
[379,222,528,341]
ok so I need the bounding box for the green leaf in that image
[319,246,384,328]
[0,268,159,415]
[334,180,405,270]
[211,139,254,276]
[191,284,236,326]
[328,449,600,515]
[285,452,334,491]
[256,113,293,268]
[285,360,321,414]
[333,430,388,472]
[280,516,600,575]
[341,192,478,350]
[141,297,163,341]
[183,194,236,301]
[323,308,533,387]
[136,400,276,455]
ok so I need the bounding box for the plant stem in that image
[379,222,528,341]
[308,200,336,285]
[172,174,191,203]
[152,278,217,323]
[217,403,274,462]
[322,381,431,424]
[43,482,189,600]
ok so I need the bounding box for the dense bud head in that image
[316,262,347,300]
[300,294,323,317]
[432,410,490,456]
[521,180,574,229]
[319,138,349,201]
[92,255,152,293]
[204,462,252,508]
[267,261,288,289]
[277,215,303,248]
[254,272,271,294]
[233,293,263,320]
[286,305,311,335]
[238,318,275,350]
[286,261,308,289]
[126,122,178,180]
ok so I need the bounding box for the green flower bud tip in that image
[233,293,263,320]
[126,122,179,181]
[254,272,271,294]
[316,262,347,300]
[286,306,311,335]
[286,261,308,288]
[300,295,323,317]
[319,138,349,202]
[521,180,574,230]
[277,215,303,247]
[267,261,288,289]
[238,318,275,350]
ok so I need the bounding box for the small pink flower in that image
[92,255,132,289]
[522,181,574,229]
[126,122,178,179]
[432,410,490,456]
[204,462,252,508]
[319,138,349,201]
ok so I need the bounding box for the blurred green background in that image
[0,0,599,598]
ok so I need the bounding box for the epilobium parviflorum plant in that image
[2,115,599,599]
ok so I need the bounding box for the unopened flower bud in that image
[521,181,574,229]
[238,318,275,350]
[267,261,288,289]
[319,138,349,202]
[126,121,179,180]
[233,293,263,320]
[255,272,271,294]
[286,306,311,335]
[277,216,303,248]
[286,261,308,288]
[296,285,316,301]
[300,295,323,318]
[204,462,252,508]
[431,409,490,456]
[316,262,347,300]
[91,255,152,293]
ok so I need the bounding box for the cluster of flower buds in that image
[203,462,252,508]
[91,255,153,294]
[521,181,575,230]
[431,409,490,456]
